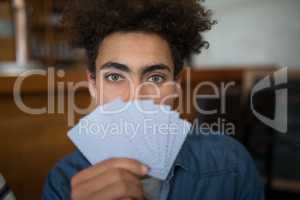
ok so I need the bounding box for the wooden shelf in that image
[0,66,87,94]
[26,0,75,67]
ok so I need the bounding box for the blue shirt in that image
[42,130,265,200]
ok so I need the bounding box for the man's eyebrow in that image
[98,62,171,75]
[141,64,171,76]
[99,62,131,72]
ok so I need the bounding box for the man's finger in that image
[72,158,148,186]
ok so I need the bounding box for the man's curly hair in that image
[63,0,214,78]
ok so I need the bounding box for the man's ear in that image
[86,70,97,99]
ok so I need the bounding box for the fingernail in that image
[142,165,149,174]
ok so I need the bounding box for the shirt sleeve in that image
[42,166,72,200]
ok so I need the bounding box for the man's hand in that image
[71,158,149,200]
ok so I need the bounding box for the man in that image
[43,0,265,199]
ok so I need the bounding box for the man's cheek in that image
[158,85,179,107]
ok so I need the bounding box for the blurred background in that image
[0,0,299,199]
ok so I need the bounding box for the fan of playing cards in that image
[68,97,192,180]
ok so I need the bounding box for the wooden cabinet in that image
[0,67,90,200]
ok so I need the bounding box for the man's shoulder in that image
[176,131,265,198]
[184,131,257,175]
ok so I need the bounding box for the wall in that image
[192,0,300,68]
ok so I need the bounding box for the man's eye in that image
[105,73,124,82]
[147,75,166,84]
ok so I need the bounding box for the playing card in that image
[67,98,192,180]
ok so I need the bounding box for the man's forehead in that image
[94,32,175,73]
[98,32,171,54]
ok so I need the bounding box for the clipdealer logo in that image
[250,68,288,133]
